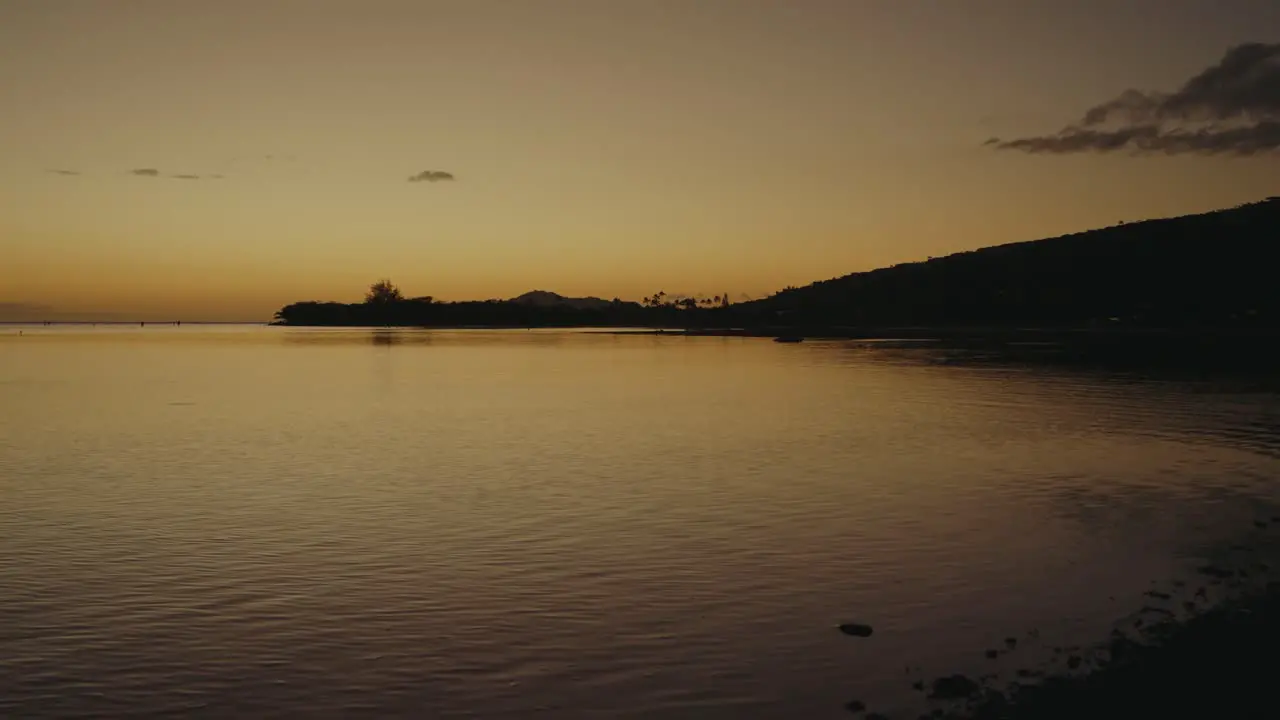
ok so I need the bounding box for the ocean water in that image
[2,325,1279,718]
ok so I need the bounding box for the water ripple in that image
[2,327,1279,717]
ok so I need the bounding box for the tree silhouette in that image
[644,291,668,308]
[365,279,403,305]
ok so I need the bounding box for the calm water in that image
[3,325,1280,718]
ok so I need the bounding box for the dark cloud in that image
[994,122,1280,156]
[130,168,160,176]
[171,174,201,180]
[47,169,80,176]
[1079,89,1165,127]
[408,170,456,183]
[1156,42,1280,123]
[990,42,1280,156]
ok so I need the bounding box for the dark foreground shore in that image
[852,523,1280,720]
[944,583,1279,719]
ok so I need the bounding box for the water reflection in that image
[1,327,1279,718]
[371,329,406,346]
[277,327,598,348]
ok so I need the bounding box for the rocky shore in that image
[845,517,1280,719]
[944,579,1280,719]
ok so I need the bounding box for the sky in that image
[2,0,1278,321]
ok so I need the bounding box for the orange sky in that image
[2,1,1278,321]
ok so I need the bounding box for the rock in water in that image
[929,674,980,700]
[1198,565,1233,579]
[838,623,874,637]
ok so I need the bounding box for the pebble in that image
[839,623,874,638]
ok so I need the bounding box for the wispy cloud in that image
[408,170,456,183]
[989,42,1280,156]
[47,169,80,176]
[126,168,220,180]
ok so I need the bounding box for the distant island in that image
[276,287,678,328]
[274,197,1280,333]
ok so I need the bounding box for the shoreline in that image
[257,323,1280,341]
[938,579,1280,719]
[855,520,1280,720]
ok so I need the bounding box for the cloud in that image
[47,169,80,176]
[990,42,1280,156]
[408,170,456,183]
[123,169,224,180]
[994,121,1280,156]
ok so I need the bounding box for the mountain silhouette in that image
[509,290,615,311]
[736,197,1280,329]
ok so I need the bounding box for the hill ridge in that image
[741,197,1280,329]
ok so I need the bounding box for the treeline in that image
[274,298,651,327]
[273,288,733,328]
